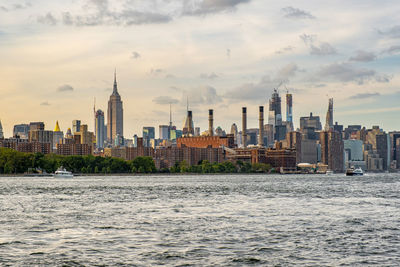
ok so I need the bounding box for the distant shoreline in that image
[0,171,398,178]
[0,172,274,177]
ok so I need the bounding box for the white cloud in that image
[57,84,74,92]
[182,86,222,105]
[153,96,179,105]
[281,6,315,19]
[317,63,390,84]
[349,50,376,62]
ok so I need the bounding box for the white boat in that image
[346,167,363,176]
[326,170,334,175]
[54,167,74,178]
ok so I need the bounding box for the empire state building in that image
[107,71,123,142]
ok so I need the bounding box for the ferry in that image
[346,167,363,176]
[54,167,74,178]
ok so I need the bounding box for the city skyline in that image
[1,0,400,137]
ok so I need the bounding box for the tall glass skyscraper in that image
[143,127,155,147]
[95,110,105,149]
[286,93,293,131]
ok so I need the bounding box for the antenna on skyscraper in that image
[169,102,172,127]
[186,96,189,112]
[276,81,283,92]
[93,97,96,133]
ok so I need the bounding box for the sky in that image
[0,0,399,138]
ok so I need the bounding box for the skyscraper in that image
[95,110,105,149]
[107,70,124,142]
[72,120,81,133]
[183,110,194,136]
[300,113,322,140]
[0,119,3,139]
[286,93,293,131]
[258,106,264,147]
[29,122,45,131]
[143,127,155,147]
[268,89,282,127]
[13,124,29,139]
[230,123,238,145]
[325,98,334,131]
[376,133,389,171]
[320,130,344,172]
[159,125,169,140]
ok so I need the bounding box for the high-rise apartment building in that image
[74,124,95,151]
[344,125,362,140]
[389,132,400,168]
[29,129,53,144]
[159,125,169,140]
[286,131,302,163]
[333,122,343,134]
[29,122,45,131]
[264,124,274,147]
[72,120,81,133]
[143,127,155,147]
[13,124,29,139]
[300,113,322,140]
[95,110,105,149]
[107,71,124,142]
[230,123,238,145]
[320,131,344,172]
[376,133,389,171]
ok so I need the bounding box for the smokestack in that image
[242,107,247,148]
[259,106,264,146]
[208,109,214,136]
[188,111,193,134]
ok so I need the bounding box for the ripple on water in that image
[0,174,399,266]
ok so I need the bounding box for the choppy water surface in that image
[0,173,399,266]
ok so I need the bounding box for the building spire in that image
[113,68,118,95]
[54,121,61,132]
[169,103,172,127]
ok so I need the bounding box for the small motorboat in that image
[346,167,363,176]
[54,167,74,178]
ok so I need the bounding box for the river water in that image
[0,173,399,266]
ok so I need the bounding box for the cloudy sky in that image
[0,0,399,138]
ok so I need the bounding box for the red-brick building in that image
[177,134,235,149]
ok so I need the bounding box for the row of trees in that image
[0,148,156,174]
[0,148,273,175]
[163,160,272,174]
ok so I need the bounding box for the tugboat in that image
[346,167,363,176]
[54,167,74,178]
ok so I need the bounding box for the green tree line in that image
[0,148,156,174]
[0,148,272,175]
[162,160,272,174]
